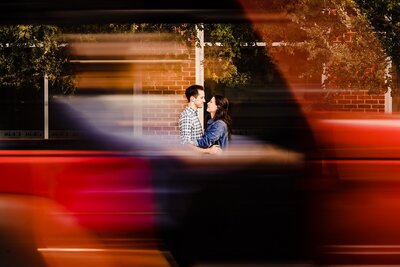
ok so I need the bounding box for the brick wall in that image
[321,90,385,112]
[299,85,386,113]
[140,47,196,138]
[272,50,387,113]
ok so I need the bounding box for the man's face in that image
[193,90,205,109]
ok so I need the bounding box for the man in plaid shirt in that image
[179,85,205,146]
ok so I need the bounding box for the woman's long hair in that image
[213,95,233,140]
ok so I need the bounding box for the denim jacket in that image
[197,119,229,148]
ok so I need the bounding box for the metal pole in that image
[44,74,49,139]
[195,24,205,129]
[385,57,392,113]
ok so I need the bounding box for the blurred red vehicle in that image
[305,112,400,265]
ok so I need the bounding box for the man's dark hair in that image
[185,84,204,102]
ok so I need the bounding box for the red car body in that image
[0,150,155,233]
[306,112,400,264]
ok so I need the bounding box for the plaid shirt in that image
[179,106,203,145]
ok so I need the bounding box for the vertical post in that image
[321,63,327,89]
[133,79,143,137]
[385,57,392,113]
[195,24,205,128]
[44,74,49,139]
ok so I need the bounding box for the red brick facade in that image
[272,49,387,113]
[140,48,196,138]
[308,90,385,112]
[328,90,385,112]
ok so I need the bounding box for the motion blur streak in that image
[66,33,188,57]
[66,33,189,91]
[38,248,170,267]
[0,194,170,267]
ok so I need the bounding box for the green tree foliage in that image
[355,0,400,94]
[0,25,74,94]
[206,0,398,93]
[266,0,389,93]
[202,23,261,88]
[200,0,395,93]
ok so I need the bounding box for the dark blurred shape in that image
[150,142,309,266]
[0,0,289,24]
[155,166,311,267]
[0,195,170,267]
[0,196,47,267]
[0,86,44,137]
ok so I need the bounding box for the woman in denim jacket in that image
[197,95,232,149]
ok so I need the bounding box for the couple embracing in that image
[179,84,232,154]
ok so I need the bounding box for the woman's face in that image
[206,97,218,114]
